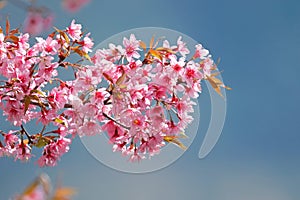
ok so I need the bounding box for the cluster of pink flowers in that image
[62,0,91,12]
[23,11,54,36]
[0,19,93,166]
[4,0,91,36]
[0,19,228,166]
[84,34,216,161]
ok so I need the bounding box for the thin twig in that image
[102,112,130,130]
[21,124,33,144]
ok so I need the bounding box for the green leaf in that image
[54,117,65,125]
[34,137,49,148]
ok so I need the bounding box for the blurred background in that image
[0,0,300,199]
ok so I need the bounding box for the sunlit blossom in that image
[0,19,228,166]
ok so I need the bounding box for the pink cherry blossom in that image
[91,88,110,104]
[35,37,59,55]
[78,120,102,136]
[168,54,186,79]
[2,100,25,126]
[37,145,58,167]
[123,34,140,62]
[140,134,164,157]
[24,12,44,35]
[4,131,19,146]
[48,86,69,110]
[62,0,90,12]
[15,143,32,161]
[193,44,209,59]
[129,150,145,162]
[37,109,58,125]
[23,12,53,36]
[200,57,214,77]
[74,67,100,91]
[81,33,94,53]
[107,43,125,61]
[185,82,202,98]
[176,36,190,57]
[43,14,54,31]
[37,137,71,167]
[183,61,203,87]
[56,137,71,154]
[66,20,82,41]
[103,120,126,143]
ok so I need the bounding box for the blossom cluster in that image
[0,19,228,166]
[23,11,54,36]
[62,0,91,12]
[83,34,218,161]
[0,19,93,166]
[2,0,91,35]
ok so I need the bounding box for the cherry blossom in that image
[194,43,209,59]
[176,36,190,57]
[23,12,45,36]
[0,19,229,166]
[23,11,54,36]
[66,20,82,41]
[38,137,71,167]
[62,0,91,12]
[123,34,141,62]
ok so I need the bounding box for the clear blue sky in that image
[0,0,300,199]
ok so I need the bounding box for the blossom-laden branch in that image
[0,19,230,166]
[0,19,94,166]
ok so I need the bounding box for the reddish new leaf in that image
[6,17,10,35]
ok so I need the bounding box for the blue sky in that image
[0,0,300,199]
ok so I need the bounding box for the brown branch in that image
[21,124,33,144]
[102,112,130,130]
